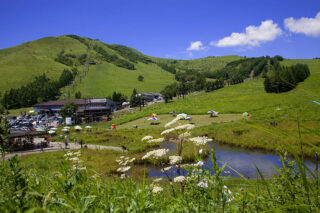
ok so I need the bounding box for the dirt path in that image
[4,142,123,160]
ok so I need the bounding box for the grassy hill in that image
[151,55,242,72]
[0,36,87,92]
[96,59,320,158]
[0,35,242,99]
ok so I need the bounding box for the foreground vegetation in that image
[1,147,319,212]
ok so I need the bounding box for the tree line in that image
[93,45,135,70]
[106,44,153,64]
[264,63,310,93]
[1,69,76,109]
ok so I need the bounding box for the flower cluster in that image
[115,156,136,178]
[64,151,86,171]
[147,138,165,143]
[173,176,186,183]
[141,135,153,142]
[161,124,195,136]
[164,117,181,128]
[152,186,163,194]
[188,136,213,146]
[178,131,191,139]
[169,155,182,165]
[142,149,169,160]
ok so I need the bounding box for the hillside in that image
[101,59,320,157]
[0,35,242,99]
[151,55,242,73]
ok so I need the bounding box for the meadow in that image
[60,58,320,159]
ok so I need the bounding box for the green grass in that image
[0,36,87,92]
[76,59,320,158]
[74,62,175,97]
[152,55,242,72]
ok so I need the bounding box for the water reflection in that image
[147,142,317,179]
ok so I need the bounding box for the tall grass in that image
[1,147,319,212]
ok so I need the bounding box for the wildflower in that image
[69,157,79,162]
[117,166,131,173]
[195,161,204,167]
[78,166,86,171]
[174,124,195,131]
[148,138,165,143]
[173,176,186,183]
[142,149,169,160]
[169,156,182,165]
[179,132,191,139]
[120,174,127,179]
[189,136,213,146]
[129,158,136,163]
[161,166,171,173]
[120,156,125,159]
[161,128,175,135]
[199,149,203,154]
[152,186,163,194]
[164,117,180,128]
[153,178,163,182]
[197,181,208,188]
[141,135,153,142]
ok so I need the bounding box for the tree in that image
[60,102,78,118]
[75,91,82,99]
[130,88,139,107]
[138,75,144,82]
[0,109,10,161]
[112,91,127,103]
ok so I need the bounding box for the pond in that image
[146,141,317,179]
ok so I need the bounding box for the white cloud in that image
[284,12,320,37]
[211,20,282,47]
[187,41,207,51]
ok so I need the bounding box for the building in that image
[139,93,163,101]
[33,98,117,121]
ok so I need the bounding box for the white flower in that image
[141,135,153,142]
[152,186,163,194]
[161,166,172,173]
[117,166,131,173]
[174,124,195,131]
[179,132,191,139]
[161,128,175,135]
[197,181,208,188]
[195,161,204,167]
[164,117,180,128]
[173,176,186,183]
[142,149,169,160]
[199,149,203,154]
[78,166,86,171]
[69,157,79,162]
[189,136,213,146]
[148,138,165,143]
[153,178,163,182]
[120,174,127,179]
[161,124,195,135]
[129,158,136,163]
[120,156,125,159]
[169,156,182,165]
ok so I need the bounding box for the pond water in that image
[147,141,317,179]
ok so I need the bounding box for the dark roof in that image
[10,131,47,138]
[33,99,86,107]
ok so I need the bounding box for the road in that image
[4,142,124,160]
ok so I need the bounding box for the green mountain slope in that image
[0,36,88,91]
[151,55,242,72]
[0,35,242,98]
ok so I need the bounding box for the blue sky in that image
[0,0,320,59]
